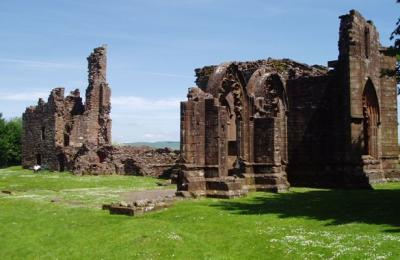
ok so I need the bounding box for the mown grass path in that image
[1,167,400,259]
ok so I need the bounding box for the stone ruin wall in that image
[22,46,111,172]
[176,10,400,198]
[22,46,178,177]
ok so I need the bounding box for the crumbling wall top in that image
[87,45,107,86]
[194,58,328,94]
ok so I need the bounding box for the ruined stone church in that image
[176,10,400,198]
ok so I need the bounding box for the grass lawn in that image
[1,167,400,259]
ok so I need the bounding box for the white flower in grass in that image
[167,232,182,241]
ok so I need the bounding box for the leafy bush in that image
[390,0,400,84]
[0,113,22,167]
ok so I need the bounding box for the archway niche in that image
[223,92,239,174]
[253,74,288,164]
[362,79,380,158]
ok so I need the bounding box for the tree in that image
[390,0,400,84]
[0,114,22,167]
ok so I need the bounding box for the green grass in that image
[0,166,172,208]
[1,167,400,259]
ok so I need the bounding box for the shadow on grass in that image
[213,188,400,232]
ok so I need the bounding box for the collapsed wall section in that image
[22,45,178,176]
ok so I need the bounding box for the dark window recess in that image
[41,126,45,140]
[64,134,70,147]
[36,154,42,165]
[228,141,237,156]
[64,125,72,146]
[97,152,106,163]
[57,154,65,172]
[364,27,370,58]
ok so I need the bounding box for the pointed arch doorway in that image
[362,79,380,158]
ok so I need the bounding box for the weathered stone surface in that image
[176,10,400,197]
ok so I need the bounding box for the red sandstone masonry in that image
[176,10,400,198]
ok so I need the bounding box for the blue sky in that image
[0,0,398,142]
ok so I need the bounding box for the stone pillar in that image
[84,45,112,146]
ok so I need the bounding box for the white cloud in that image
[0,58,82,70]
[129,70,193,79]
[0,91,48,101]
[0,93,183,110]
[111,95,181,142]
[111,96,181,111]
[0,92,182,142]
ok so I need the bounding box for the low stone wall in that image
[103,189,177,216]
[72,144,179,177]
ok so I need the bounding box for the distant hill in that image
[124,141,180,150]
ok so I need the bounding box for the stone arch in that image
[254,74,288,116]
[267,74,289,163]
[362,78,380,158]
[207,63,249,171]
[247,71,289,163]
[247,70,289,115]
[207,62,248,119]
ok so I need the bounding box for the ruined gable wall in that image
[339,11,383,117]
[338,10,383,161]
[338,10,399,181]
